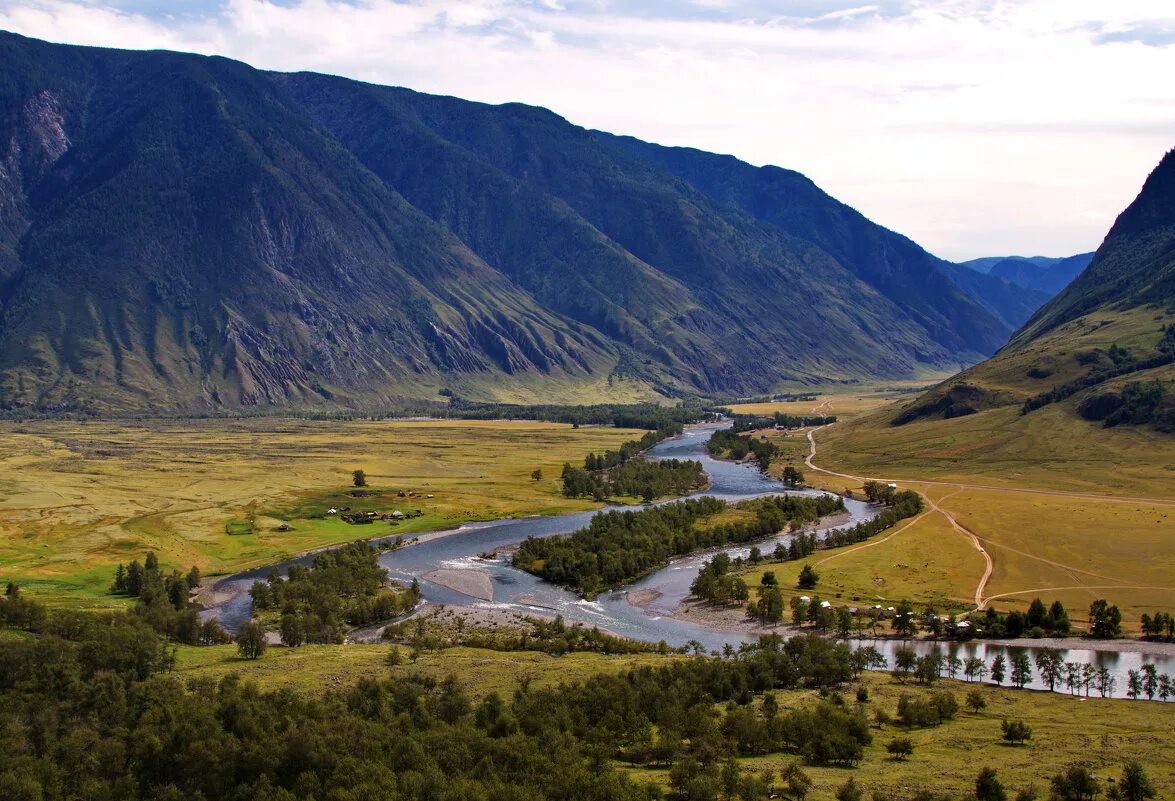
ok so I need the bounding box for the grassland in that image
[0,418,641,605]
[626,671,1175,800]
[788,307,1175,630]
[739,509,986,615]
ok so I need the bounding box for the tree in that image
[1116,761,1156,801]
[991,652,1007,686]
[1010,652,1032,688]
[1049,765,1099,801]
[966,688,987,714]
[893,647,917,681]
[976,767,1008,801]
[1001,719,1032,746]
[352,469,367,488]
[531,468,543,481]
[836,777,864,801]
[280,614,305,647]
[185,566,201,590]
[112,565,126,594]
[236,621,268,660]
[887,737,914,761]
[1088,599,1122,638]
[780,762,812,801]
[836,607,853,638]
[892,600,917,637]
[797,564,819,590]
[1126,669,1142,700]
[1035,648,1064,691]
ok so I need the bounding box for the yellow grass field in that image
[726,386,924,422]
[626,671,1175,800]
[0,418,640,605]
[739,510,987,614]
[794,367,1175,629]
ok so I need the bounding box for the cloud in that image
[0,0,1172,260]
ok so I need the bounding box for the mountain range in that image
[958,253,1094,296]
[0,33,1088,411]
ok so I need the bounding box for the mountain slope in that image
[283,74,1001,387]
[592,135,1022,346]
[0,33,1027,411]
[0,35,617,411]
[887,150,1175,429]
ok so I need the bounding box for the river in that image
[207,422,1174,700]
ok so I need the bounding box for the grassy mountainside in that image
[889,150,1175,430]
[0,33,1028,411]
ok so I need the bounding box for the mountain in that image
[959,253,1093,297]
[889,150,1175,430]
[958,255,1060,275]
[0,33,1022,412]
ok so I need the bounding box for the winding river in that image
[208,423,1174,700]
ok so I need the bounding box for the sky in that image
[1,1,1172,261]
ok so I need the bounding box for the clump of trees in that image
[708,428,780,471]
[110,552,228,645]
[250,540,420,644]
[561,457,706,502]
[1140,610,1175,640]
[517,494,844,597]
[1088,599,1123,638]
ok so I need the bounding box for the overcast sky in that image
[2,0,1172,261]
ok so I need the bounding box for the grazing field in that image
[799,375,1175,630]
[625,671,1175,800]
[739,509,986,615]
[0,418,641,605]
[175,643,687,696]
[726,386,925,422]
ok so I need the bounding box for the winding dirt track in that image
[802,425,1175,610]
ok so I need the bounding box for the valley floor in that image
[0,418,641,605]
[729,387,1175,631]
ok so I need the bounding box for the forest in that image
[561,422,706,500]
[2,588,1154,801]
[514,494,845,597]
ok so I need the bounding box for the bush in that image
[887,737,914,761]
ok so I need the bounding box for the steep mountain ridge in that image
[0,33,1032,411]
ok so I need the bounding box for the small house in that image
[327,508,338,515]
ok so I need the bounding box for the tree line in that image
[515,494,844,598]
[723,412,837,433]
[249,540,420,645]
[442,399,707,429]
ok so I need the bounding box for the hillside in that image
[0,33,1023,412]
[878,150,1175,431]
[958,253,1093,297]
